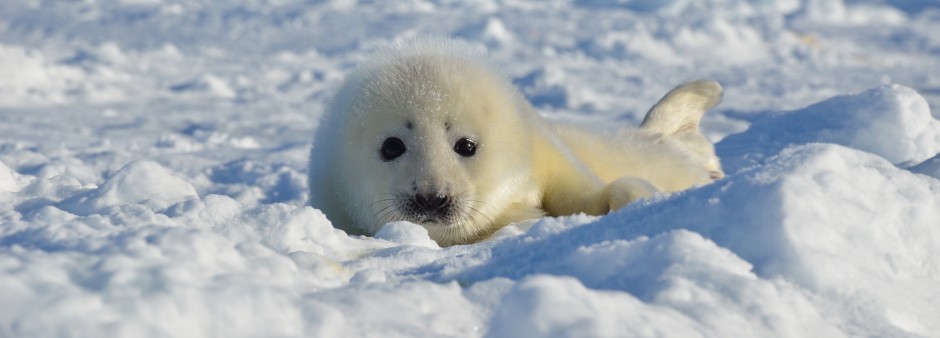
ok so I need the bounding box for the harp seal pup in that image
[308,38,723,247]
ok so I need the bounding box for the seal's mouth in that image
[408,210,458,226]
[412,216,464,229]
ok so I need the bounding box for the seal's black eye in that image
[381,137,406,161]
[454,138,476,157]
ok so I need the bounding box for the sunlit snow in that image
[2,0,939,337]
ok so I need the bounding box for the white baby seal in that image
[309,38,723,246]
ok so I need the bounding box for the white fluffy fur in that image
[309,38,723,246]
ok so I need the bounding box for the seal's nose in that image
[414,193,450,211]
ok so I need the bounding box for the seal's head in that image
[309,39,537,246]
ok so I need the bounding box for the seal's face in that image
[336,55,532,245]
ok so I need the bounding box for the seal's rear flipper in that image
[640,79,722,136]
[640,80,725,180]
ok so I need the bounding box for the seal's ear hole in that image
[454,138,477,157]
[381,137,407,161]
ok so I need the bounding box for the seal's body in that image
[309,38,723,246]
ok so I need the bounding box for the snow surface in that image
[2,0,940,337]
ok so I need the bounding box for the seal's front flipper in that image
[604,176,660,212]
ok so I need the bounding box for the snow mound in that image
[457,17,516,48]
[302,280,484,337]
[375,221,441,249]
[0,42,133,105]
[0,194,361,337]
[169,74,237,99]
[0,160,29,193]
[575,0,682,12]
[486,231,842,337]
[458,144,940,336]
[227,204,354,257]
[718,84,940,173]
[487,274,707,338]
[58,160,198,215]
[0,44,86,105]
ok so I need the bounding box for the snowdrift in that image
[2,0,940,337]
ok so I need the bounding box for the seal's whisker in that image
[378,208,397,224]
[468,206,494,228]
[368,198,397,208]
[373,204,397,219]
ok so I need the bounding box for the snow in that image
[58,160,199,216]
[375,222,442,249]
[0,160,28,193]
[718,84,940,172]
[461,143,940,336]
[912,154,940,179]
[2,0,940,337]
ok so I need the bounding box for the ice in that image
[2,0,940,337]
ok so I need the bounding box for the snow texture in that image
[2,0,940,337]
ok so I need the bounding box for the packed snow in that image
[2,0,940,337]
